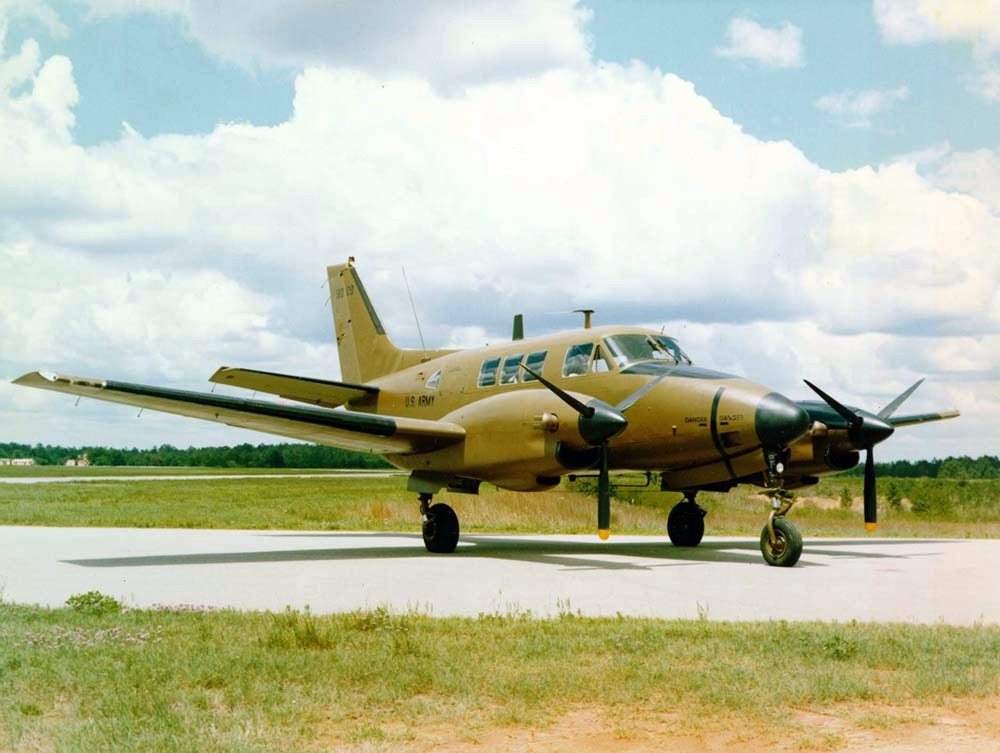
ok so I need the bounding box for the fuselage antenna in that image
[401,266,428,358]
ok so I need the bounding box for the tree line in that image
[2,442,996,477]
[839,455,999,479]
[0,442,392,469]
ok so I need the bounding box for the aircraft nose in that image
[754,392,812,451]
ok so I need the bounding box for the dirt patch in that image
[339,698,1000,752]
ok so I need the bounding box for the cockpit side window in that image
[603,334,692,368]
[425,369,442,390]
[500,354,523,385]
[562,343,594,377]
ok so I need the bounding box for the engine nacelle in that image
[782,427,860,479]
[393,390,593,491]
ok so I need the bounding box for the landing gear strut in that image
[420,493,460,554]
[667,493,706,547]
[759,456,802,567]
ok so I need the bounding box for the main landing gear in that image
[667,493,706,547]
[419,493,460,554]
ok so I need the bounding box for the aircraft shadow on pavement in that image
[63,533,940,571]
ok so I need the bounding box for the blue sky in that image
[1,1,997,459]
[7,1,996,168]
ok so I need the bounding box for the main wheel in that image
[422,502,460,554]
[667,502,706,547]
[759,517,802,567]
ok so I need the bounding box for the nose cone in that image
[755,392,812,451]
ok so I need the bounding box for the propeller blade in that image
[864,448,877,532]
[878,379,924,419]
[803,380,862,430]
[615,371,671,413]
[597,443,610,540]
[521,364,594,418]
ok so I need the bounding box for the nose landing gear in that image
[759,456,802,567]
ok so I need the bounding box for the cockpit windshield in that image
[602,334,692,368]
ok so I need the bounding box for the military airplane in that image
[14,259,959,566]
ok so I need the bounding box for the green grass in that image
[1,473,998,539]
[2,601,1000,752]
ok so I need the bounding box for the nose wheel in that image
[760,515,802,567]
[758,456,802,567]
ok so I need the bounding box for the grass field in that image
[3,599,1000,752]
[1,468,999,539]
[3,470,1000,751]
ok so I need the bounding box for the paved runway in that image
[1,527,997,625]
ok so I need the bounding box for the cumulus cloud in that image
[79,0,593,88]
[814,86,909,128]
[875,0,1000,101]
[715,16,804,69]
[1,26,991,456]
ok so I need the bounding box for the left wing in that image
[13,371,464,456]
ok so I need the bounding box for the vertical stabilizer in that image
[327,259,455,383]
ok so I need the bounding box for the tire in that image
[759,517,802,567]
[667,502,705,547]
[422,503,460,554]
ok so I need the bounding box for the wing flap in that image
[209,367,377,408]
[14,371,463,456]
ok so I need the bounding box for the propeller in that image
[803,379,922,532]
[523,366,669,539]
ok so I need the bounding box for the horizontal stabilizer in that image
[209,367,377,408]
[14,371,463,456]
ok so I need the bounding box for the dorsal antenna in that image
[401,266,428,358]
[574,309,594,329]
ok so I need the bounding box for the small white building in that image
[0,458,36,466]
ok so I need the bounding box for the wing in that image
[209,367,377,409]
[887,410,961,427]
[14,372,464,456]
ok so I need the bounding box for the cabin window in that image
[522,350,547,381]
[477,357,501,387]
[562,343,594,377]
[425,369,442,390]
[500,354,523,385]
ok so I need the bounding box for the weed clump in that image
[65,591,124,616]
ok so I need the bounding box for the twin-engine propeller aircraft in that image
[15,259,959,566]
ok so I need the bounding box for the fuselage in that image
[345,324,811,492]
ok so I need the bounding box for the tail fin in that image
[327,259,455,383]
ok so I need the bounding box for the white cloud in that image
[715,16,804,69]
[874,0,1000,47]
[924,147,1000,213]
[874,0,1000,101]
[1,33,994,457]
[80,0,593,88]
[0,0,69,40]
[814,86,909,128]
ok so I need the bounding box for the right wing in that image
[14,371,464,456]
[209,367,377,409]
